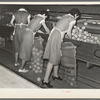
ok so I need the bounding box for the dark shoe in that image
[52,76,63,81]
[18,69,28,73]
[42,80,53,88]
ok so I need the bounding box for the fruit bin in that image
[29,36,44,74]
[63,38,100,68]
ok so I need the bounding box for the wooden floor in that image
[0,64,41,88]
[1,40,100,88]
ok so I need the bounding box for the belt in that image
[26,28,36,36]
[15,23,27,28]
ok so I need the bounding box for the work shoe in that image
[42,80,53,88]
[52,76,63,81]
[18,69,28,73]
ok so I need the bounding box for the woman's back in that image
[56,14,75,32]
[28,16,43,32]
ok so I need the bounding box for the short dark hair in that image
[68,8,81,19]
[40,10,49,20]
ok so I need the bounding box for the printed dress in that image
[43,28,63,65]
[43,14,75,65]
[19,14,46,62]
[13,10,30,52]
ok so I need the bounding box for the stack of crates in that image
[29,36,44,74]
[60,42,77,87]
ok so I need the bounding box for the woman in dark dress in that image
[42,8,81,88]
[18,10,50,72]
[10,8,31,68]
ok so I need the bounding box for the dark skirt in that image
[14,25,27,52]
[19,29,34,61]
[43,28,62,65]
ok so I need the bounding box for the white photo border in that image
[0,1,100,99]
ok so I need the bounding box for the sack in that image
[60,42,77,87]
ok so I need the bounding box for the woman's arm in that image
[10,15,15,26]
[67,20,76,38]
[27,14,31,24]
[41,22,50,34]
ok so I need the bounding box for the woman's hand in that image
[69,20,76,26]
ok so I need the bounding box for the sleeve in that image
[27,14,31,24]
[40,18,45,24]
[10,15,15,26]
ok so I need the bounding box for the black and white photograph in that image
[0,1,100,98]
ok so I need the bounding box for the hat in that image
[18,8,27,12]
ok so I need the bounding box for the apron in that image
[43,27,67,65]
